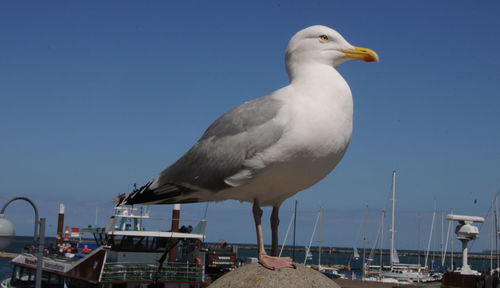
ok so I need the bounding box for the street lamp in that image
[0,197,46,288]
[0,215,15,249]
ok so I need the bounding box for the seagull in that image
[116,25,378,270]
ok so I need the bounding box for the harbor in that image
[2,1,500,287]
[1,237,494,287]
[1,173,498,287]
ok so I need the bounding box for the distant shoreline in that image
[234,243,493,260]
[0,252,18,259]
[7,235,494,260]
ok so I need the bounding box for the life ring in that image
[195,257,202,265]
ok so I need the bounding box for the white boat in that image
[2,205,237,288]
[365,171,436,283]
[318,266,346,279]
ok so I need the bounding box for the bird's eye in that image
[319,35,329,42]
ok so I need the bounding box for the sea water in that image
[0,237,495,281]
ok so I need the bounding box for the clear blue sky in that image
[1,1,499,253]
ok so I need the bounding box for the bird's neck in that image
[286,63,350,97]
[287,62,343,85]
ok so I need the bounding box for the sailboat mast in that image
[363,204,368,280]
[380,210,384,271]
[450,208,454,271]
[495,206,499,271]
[319,207,323,267]
[293,199,297,261]
[443,213,452,266]
[491,195,494,272]
[441,212,444,264]
[496,193,499,271]
[390,170,396,268]
[425,199,436,268]
[418,215,422,265]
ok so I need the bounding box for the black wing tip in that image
[112,193,126,206]
[113,182,152,207]
[112,182,202,206]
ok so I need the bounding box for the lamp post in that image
[0,197,46,288]
[0,215,15,249]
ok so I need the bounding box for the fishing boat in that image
[3,205,236,288]
[365,171,436,283]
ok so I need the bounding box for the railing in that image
[100,261,204,283]
[21,250,80,264]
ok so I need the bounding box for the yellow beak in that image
[342,46,379,62]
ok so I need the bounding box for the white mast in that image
[390,170,396,268]
[441,212,444,263]
[491,193,495,272]
[442,211,452,266]
[380,209,384,271]
[279,209,295,257]
[496,193,499,271]
[362,204,368,280]
[380,210,385,273]
[418,215,422,265]
[319,207,323,267]
[450,209,454,271]
[425,199,436,268]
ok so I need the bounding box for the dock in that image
[0,251,18,259]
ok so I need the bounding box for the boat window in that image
[117,236,138,250]
[12,265,21,280]
[48,273,62,285]
[155,237,168,250]
[42,271,50,283]
[112,236,166,252]
[20,267,34,281]
[11,266,35,285]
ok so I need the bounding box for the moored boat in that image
[3,205,236,288]
[364,171,436,283]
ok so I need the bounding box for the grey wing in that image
[119,95,284,205]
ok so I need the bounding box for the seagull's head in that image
[285,25,379,70]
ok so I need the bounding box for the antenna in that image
[95,207,98,227]
[446,214,484,275]
[203,203,209,219]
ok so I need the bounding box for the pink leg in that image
[253,199,294,270]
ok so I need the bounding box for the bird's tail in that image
[112,193,126,205]
[113,182,153,206]
[114,181,201,206]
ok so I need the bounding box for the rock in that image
[209,263,341,288]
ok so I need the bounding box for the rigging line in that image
[304,210,321,265]
[470,189,500,250]
[203,203,209,219]
[279,209,295,257]
[367,173,395,263]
